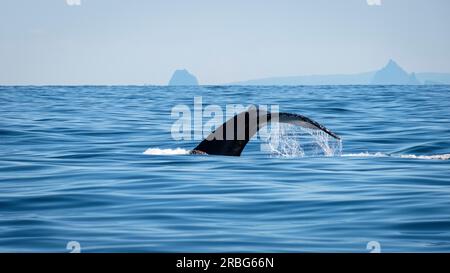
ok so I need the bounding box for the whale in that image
[190,107,340,156]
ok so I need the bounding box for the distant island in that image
[230,60,450,85]
[371,60,420,85]
[168,69,199,86]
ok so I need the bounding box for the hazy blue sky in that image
[1,0,449,85]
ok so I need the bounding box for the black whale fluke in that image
[190,107,340,156]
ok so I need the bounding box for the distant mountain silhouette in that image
[416,73,450,85]
[370,60,420,85]
[228,60,450,85]
[231,72,375,85]
[168,69,199,86]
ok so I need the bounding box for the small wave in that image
[143,148,190,155]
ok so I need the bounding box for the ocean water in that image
[1,85,450,253]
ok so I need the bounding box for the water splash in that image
[306,128,343,157]
[143,148,189,155]
[265,124,343,158]
[263,125,448,161]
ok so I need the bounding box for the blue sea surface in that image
[1,85,450,252]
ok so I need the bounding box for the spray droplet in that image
[265,124,342,158]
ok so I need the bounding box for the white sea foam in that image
[342,152,389,157]
[342,152,450,160]
[399,154,450,160]
[143,148,190,155]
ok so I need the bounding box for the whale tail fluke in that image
[191,107,340,156]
